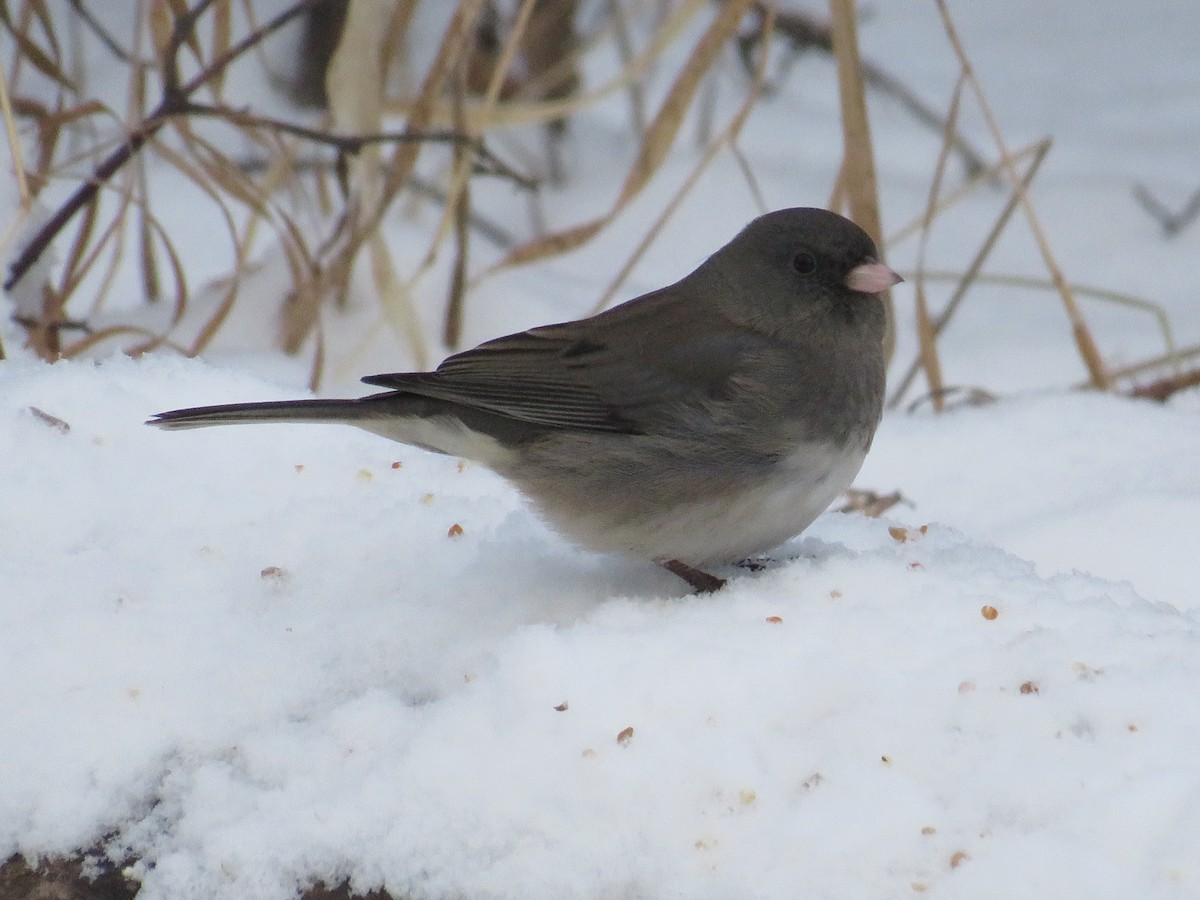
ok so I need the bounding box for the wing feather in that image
[362,286,766,432]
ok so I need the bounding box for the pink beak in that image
[845,259,903,294]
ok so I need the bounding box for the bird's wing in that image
[362,287,766,433]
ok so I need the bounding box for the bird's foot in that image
[735,557,773,572]
[660,559,727,593]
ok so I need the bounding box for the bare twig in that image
[905,386,997,414]
[1129,368,1200,403]
[65,0,138,64]
[181,102,533,186]
[1132,183,1200,237]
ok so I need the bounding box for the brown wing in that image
[362,287,768,433]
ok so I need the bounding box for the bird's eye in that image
[791,252,817,275]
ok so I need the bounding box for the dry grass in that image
[878,1,1190,408]
[477,0,755,278]
[827,0,893,359]
[0,0,1190,404]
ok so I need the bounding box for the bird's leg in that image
[735,557,772,572]
[660,559,727,593]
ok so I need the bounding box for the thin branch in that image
[1132,183,1200,237]
[181,102,535,187]
[65,0,138,64]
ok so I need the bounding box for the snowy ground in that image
[2,2,1199,899]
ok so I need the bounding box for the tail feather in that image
[147,398,369,430]
[149,392,544,460]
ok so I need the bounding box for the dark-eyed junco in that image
[150,207,899,592]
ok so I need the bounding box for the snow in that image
[2,2,1200,898]
[860,391,1200,612]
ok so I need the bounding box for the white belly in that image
[358,414,870,566]
[545,440,870,565]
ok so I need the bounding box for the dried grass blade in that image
[189,279,247,358]
[0,3,75,92]
[441,33,480,349]
[60,324,185,357]
[138,202,189,336]
[911,280,943,410]
[26,0,63,57]
[128,211,189,352]
[910,73,969,412]
[307,320,326,392]
[1105,342,1200,386]
[342,0,485,368]
[57,190,100,292]
[828,0,893,359]
[57,177,137,310]
[379,0,417,89]
[0,60,30,223]
[369,231,426,368]
[209,0,233,97]
[1129,368,1200,403]
[444,177,470,348]
[278,279,321,356]
[149,130,263,219]
[139,139,245,357]
[138,201,160,302]
[163,0,204,63]
[148,0,175,69]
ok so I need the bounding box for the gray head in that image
[691,207,895,345]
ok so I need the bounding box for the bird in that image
[149,207,899,593]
